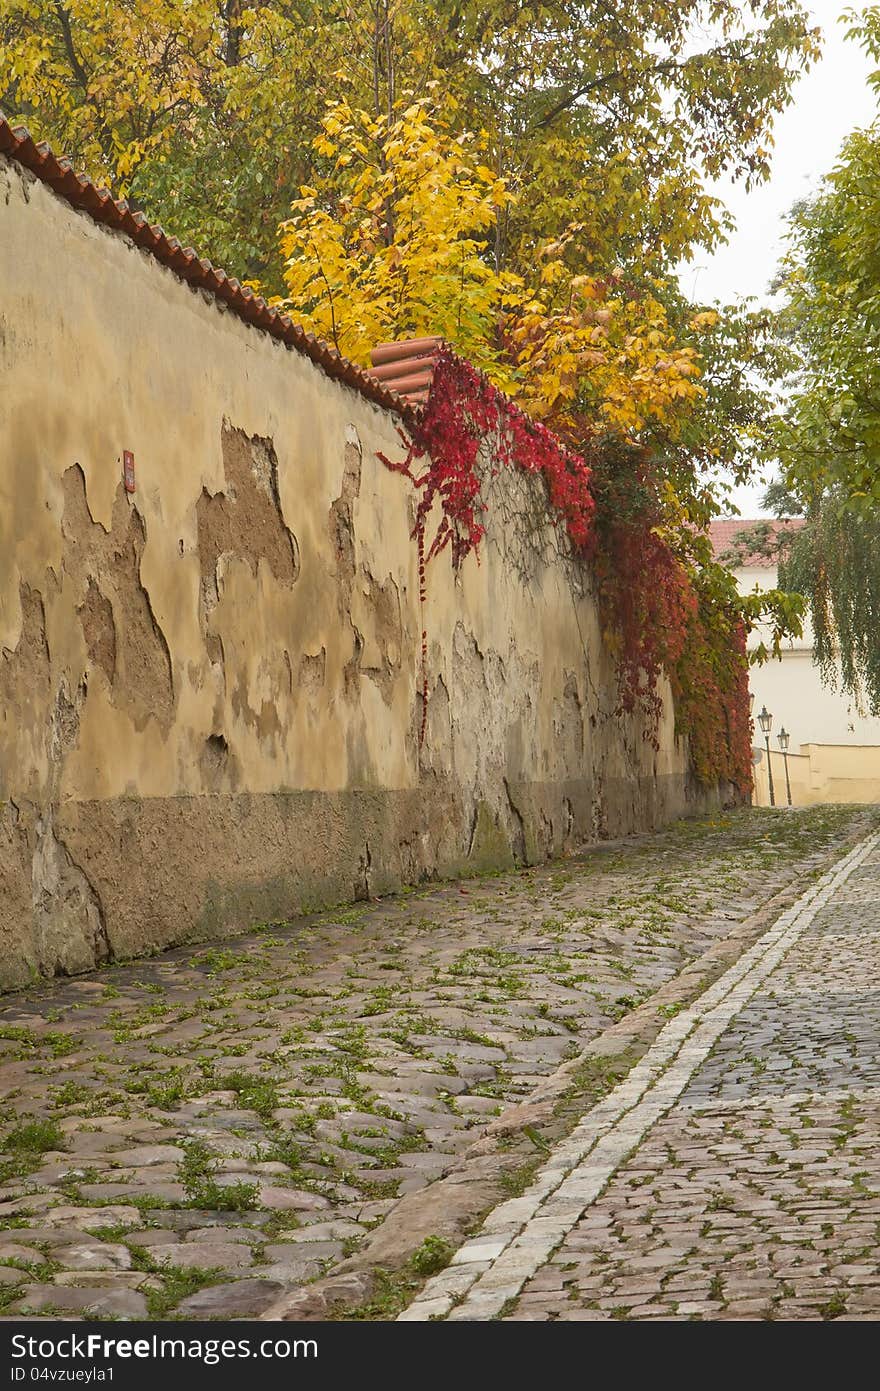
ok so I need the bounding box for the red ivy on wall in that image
[379,346,751,794]
[381,346,594,566]
[379,347,594,745]
[589,445,752,793]
[589,511,697,730]
[591,523,753,794]
[669,608,752,792]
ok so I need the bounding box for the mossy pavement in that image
[0,804,873,1319]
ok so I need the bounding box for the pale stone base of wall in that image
[0,776,726,992]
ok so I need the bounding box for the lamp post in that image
[778,727,793,807]
[758,705,775,807]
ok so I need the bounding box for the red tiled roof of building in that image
[708,518,805,569]
[0,113,418,423]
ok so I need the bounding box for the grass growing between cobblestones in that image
[0,805,875,1318]
[488,826,880,1322]
[333,1268,421,1321]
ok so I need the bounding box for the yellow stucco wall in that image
[0,153,721,990]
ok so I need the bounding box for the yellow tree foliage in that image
[278,98,706,439]
[1,5,801,512]
[278,97,520,376]
[2,2,817,296]
[0,0,212,183]
[511,248,706,437]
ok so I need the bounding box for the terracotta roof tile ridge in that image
[0,112,416,423]
[365,338,581,462]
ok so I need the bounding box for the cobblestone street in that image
[0,804,874,1320]
[406,815,880,1322]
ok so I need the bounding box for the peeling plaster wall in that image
[0,155,724,990]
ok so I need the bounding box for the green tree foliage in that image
[768,9,880,710]
[1,1,819,292]
[774,132,880,506]
[645,298,795,525]
[0,3,817,519]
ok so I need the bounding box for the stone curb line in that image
[400,829,880,1321]
[262,812,875,1320]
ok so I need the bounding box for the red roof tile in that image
[708,518,805,569]
[368,337,442,404]
[0,113,417,423]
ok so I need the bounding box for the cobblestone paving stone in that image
[484,837,880,1321]
[0,805,869,1319]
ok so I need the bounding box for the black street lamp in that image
[758,705,775,807]
[778,727,793,807]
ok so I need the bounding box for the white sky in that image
[688,1,878,516]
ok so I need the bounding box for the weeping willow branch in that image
[779,499,880,715]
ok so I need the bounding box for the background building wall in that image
[711,535,880,806]
[753,744,880,807]
[0,154,722,991]
[739,561,880,749]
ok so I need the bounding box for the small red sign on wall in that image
[123,450,136,493]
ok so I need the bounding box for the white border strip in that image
[400,830,879,1321]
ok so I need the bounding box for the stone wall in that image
[0,152,722,990]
